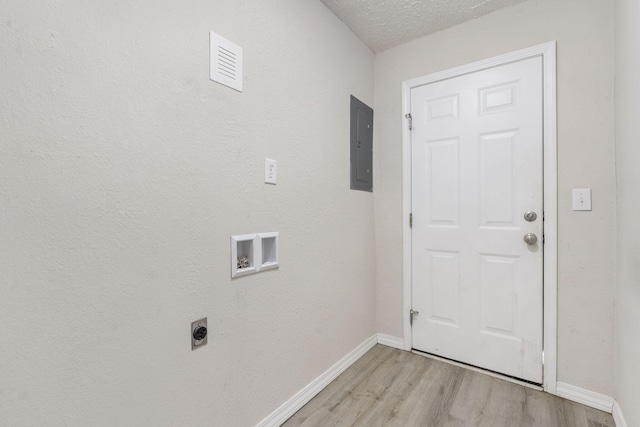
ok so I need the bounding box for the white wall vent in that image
[209,32,243,92]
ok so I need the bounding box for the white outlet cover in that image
[265,158,277,185]
[572,188,592,211]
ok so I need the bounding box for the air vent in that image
[209,32,243,92]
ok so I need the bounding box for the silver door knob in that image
[523,233,538,245]
[524,211,537,222]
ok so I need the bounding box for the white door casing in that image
[401,42,557,391]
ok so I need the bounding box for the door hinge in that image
[409,213,413,228]
[410,309,419,326]
[405,113,412,130]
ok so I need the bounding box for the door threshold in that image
[411,349,543,391]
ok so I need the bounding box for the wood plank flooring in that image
[282,345,614,427]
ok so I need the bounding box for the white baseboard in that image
[255,334,377,427]
[613,400,628,427]
[376,333,404,349]
[555,382,613,413]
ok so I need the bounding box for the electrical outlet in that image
[191,318,208,350]
[265,158,277,185]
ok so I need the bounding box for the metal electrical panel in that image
[350,95,373,192]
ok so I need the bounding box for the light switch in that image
[265,159,276,185]
[572,188,592,211]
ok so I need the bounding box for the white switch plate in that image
[265,158,276,185]
[572,188,592,211]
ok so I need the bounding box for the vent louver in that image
[210,32,243,92]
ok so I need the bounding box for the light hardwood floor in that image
[282,345,614,427]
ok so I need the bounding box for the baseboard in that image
[376,333,404,350]
[255,334,378,427]
[612,400,628,427]
[555,382,613,413]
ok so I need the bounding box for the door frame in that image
[401,41,557,393]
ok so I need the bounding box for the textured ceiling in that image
[320,0,528,52]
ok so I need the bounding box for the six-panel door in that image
[410,56,544,383]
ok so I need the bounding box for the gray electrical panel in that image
[350,95,373,192]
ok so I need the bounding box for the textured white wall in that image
[615,0,640,424]
[373,0,616,395]
[0,0,375,425]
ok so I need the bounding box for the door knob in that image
[523,233,538,245]
[524,211,537,222]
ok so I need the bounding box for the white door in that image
[410,56,543,383]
